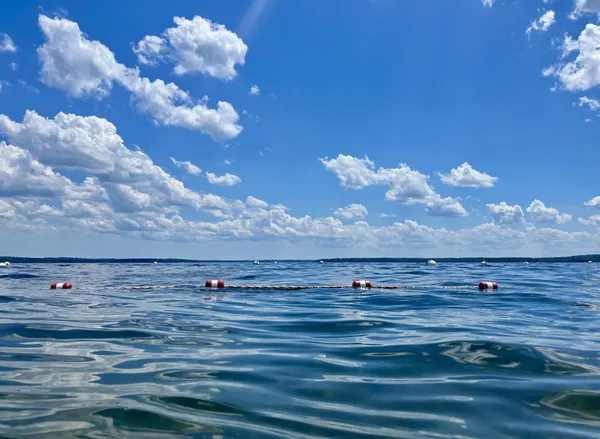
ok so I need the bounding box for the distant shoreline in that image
[0,255,598,263]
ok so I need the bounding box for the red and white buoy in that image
[478,281,498,290]
[352,280,372,289]
[205,280,225,289]
[50,283,72,290]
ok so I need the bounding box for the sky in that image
[0,0,600,259]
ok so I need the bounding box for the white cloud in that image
[0,110,232,214]
[426,196,469,217]
[526,10,556,36]
[61,199,113,219]
[9,62,18,71]
[482,0,495,7]
[526,225,589,244]
[249,84,260,96]
[0,142,72,198]
[0,174,595,255]
[579,215,600,225]
[0,34,17,52]
[585,195,600,208]
[134,16,247,80]
[320,154,377,189]
[0,200,15,219]
[37,15,242,141]
[320,154,436,201]
[378,165,436,202]
[334,203,368,220]
[544,24,600,92]
[37,15,123,98]
[578,96,600,110]
[379,213,396,218]
[571,0,600,18]
[246,196,268,209]
[526,199,572,224]
[487,202,525,225]
[224,159,233,165]
[206,172,241,186]
[134,35,166,66]
[170,157,202,176]
[320,154,466,215]
[438,162,498,188]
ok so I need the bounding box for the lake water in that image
[0,261,599,438]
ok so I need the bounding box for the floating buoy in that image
[50,283,72,290]
[478,281,498,290]
[352,280,372,289]
[205,280,225,289]
[481,261,488,266]
[589,261,593,263]
[153,261,158,264]
[253,260,260,265]
[319,260,324,264]
[524,261,529,265]
[426,260,437,266]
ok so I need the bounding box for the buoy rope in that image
[51,281,496,291]
[118,284,484,291]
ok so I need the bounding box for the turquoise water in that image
[0,262,599,438]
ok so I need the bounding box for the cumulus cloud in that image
[585,196,600,208]
[0,142,72,198]
[320,154,466,215]
[571,0,600,18]
[246,196,268,209]
[487,202,525,225]
[249,85,260,96]
[0,185,594,254]
[0,110,231,214]
[544,24,600,92]
[0,33,17,52]
[320,155,378,190]
[0,112,593,253]
[320,154,435,201]
[0,200,15,219]
[526,199,572,224]
[334,204,368,220]
[438,162,498,188]
[134,16,247,80]
[579,215,600,225]
[206,172,241,186]
[134,35,166,66]
[482,0,495,7]
[170,157,202,176]
[37,14,242,141]
[526,10,556,36]
[426,196,468,217]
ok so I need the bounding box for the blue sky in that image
[0,0,599,259]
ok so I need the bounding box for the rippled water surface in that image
[1,262,600,438]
